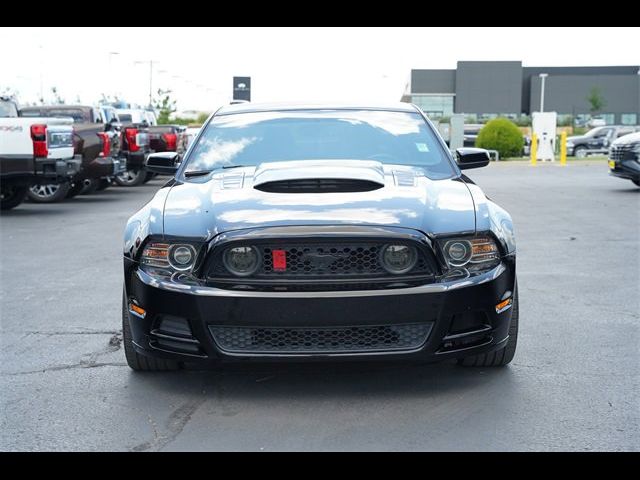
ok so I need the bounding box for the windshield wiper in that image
[184,169,214,177]
[222,164,249,169]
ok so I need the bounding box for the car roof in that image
[216,101,419,116]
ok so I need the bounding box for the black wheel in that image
[27,182,70,203]
[114,169,146,187]
[1,185,28,210]
[96,178,111,191]
[66,181,84,198]
[632,179,640,187]
[122,291,180,372]
[574,146,587,158]
[458,282,519,367]
[142,171,156,184]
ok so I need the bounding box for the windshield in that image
[20,108,87,123]
[184,109,454,179]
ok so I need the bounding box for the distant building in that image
[401,61,640,125]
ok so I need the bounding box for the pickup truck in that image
[19,105,125,199]
[114,108,185,186]
[1,97,81,209]
[566,125,640,158]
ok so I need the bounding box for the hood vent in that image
[255,178,383,193]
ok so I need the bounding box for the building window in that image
[411,95,454,119]
[621,113,638,125]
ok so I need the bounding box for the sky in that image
[1,27,639,113]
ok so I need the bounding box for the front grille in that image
[609,144,638,161]
[208,241,433,279]
[210,323,432,354]
[254,178,382,193]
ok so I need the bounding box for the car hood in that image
[566,135,587,143]
[162,160,476,240]
[611,131,640,146]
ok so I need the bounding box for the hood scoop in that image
[253,160,385,193]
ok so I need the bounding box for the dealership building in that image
[401,61,640,125]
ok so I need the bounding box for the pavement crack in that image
[23,330,122,336]
[131,398,206,452]
[3,361,127,376]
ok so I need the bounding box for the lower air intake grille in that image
[210,323,432,354]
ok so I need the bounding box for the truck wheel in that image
[574,146,587,158]
[115,169,146,187]
[122,291,180,372]
[27,182,70,203]
[142,171,156,184]
[458,282,519,367]
[1,185,28,210]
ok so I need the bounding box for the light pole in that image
[134,60,158,108]
[539,73,548,112]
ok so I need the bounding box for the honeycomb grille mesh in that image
[609,145,637,161]
[210,323,432,354]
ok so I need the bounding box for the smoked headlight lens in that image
[441,236,500,269]
[380,244,417,274]
[141,242,197,272]
[223,246,260,276]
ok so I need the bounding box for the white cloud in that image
[2,27,638,110]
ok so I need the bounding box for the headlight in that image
[380,244,417,274]
[441,236,500,271]
[223,246,260,276]
[140,242,198,272]
[566,141,574,148]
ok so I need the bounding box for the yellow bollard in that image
[530,133,537,166]
[560,131,567,166]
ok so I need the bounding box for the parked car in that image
[19,105,124,199]
[1,97,81,209]
[114,108,185,186]
[122,102,518,371]
[566,126,640,158]
[608,131,640,187]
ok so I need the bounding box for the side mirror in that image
[455,148,490,170]
[145,152,180,175]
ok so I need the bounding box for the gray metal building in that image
[402,61,640,125]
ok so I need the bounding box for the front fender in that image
[465,182,516,255]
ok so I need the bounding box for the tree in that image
[587,86,606,115]
[153,88,176,124]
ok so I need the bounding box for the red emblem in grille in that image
[272,249,287,271]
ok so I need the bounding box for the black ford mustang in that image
[122,103,518,371]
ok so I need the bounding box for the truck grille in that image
[210,323,432,354]
[208,241,433,279]
[609,144,638,161]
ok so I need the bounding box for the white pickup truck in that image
[0,97,82,210]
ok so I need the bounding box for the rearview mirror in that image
[145,152,180,175]
[455,148,490,170]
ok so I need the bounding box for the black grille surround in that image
[209,323,433,355]
[205,240,436,291]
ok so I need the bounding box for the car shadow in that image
[125,359,515,401]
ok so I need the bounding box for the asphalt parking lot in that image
[1,160,638,451]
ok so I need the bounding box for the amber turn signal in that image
[495,298,513,313]
[129,303,147,317]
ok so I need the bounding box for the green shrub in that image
[475,118,524,158]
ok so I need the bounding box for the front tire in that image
[122,292,180,371]
[632,179,640,187]
[1,185,28,210]
[458,282,519,367]
[574,146,587,158]
[27,182,70,203]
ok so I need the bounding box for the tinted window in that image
[21,108,88,123]
[186,110,454,179]
[118,114,132,123]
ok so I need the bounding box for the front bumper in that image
[124,257,517,364]
[609,159,640,182]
